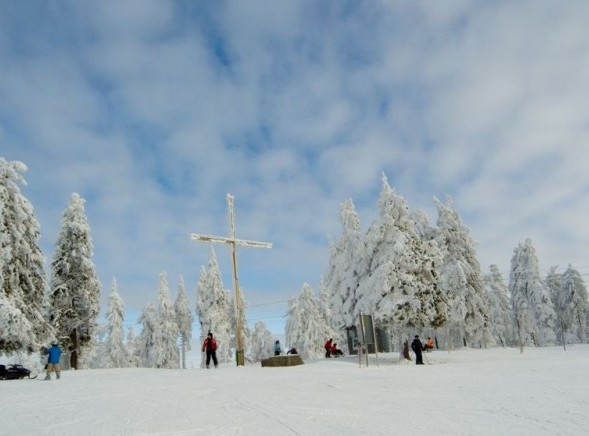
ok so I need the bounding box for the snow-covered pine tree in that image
[125,325,139,367]
[248,321,274,361]
[136,303,158,367]
[434,196,493,348]
[546,266,565,344]
[0,158,51,353]
[154,272,180,369]
[195,248,232,365]
[483,265,515,347]
[558,265,588,344]
[175,274,193,369]
[322,199,365,331]
[48,193,101,368]
[104,278,127,368]
[355,176,447,342]
[284,296,298,347]
[509,239,557,347]
[285,283,334,359]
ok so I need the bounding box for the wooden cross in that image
[191,194,272,366]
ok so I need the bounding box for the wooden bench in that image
[261,355,304,367]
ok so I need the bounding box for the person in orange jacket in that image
[425,337,434,351]
[202,332,218,368]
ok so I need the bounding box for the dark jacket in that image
[411,338,423,354]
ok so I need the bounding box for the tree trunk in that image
[70,329,78,370]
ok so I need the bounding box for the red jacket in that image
[202,337,217,352]
[325,339,333,350]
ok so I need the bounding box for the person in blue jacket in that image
[44,342,62,380]
[274,340,281,356]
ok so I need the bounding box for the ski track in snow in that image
[1,346,588,435]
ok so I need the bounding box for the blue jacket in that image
[46,345,62,364]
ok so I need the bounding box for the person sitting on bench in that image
[424,337,434,351]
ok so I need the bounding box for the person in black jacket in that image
[411,335,424,365]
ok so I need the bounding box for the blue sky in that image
[2,0,588,335]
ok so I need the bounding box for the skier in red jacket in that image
[202,332,218,368]
[324,338,333,358]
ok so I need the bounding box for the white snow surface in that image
[1,346,588,435]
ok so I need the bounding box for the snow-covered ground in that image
[1,345,588,435]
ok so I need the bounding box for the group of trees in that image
[1,158,100,368]
[294,174,588,354]
[93,273,194,369]
[3,157,588,367]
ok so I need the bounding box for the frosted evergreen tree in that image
[323,199,365,330]
[48,193,101,368]
[125,325,139,367]
[285,283,334,359]
[136,303,158,367]
[483,265,515,346]
[356,176,447,338]
[195,248,232,365]
[509,239,557,347]
[434,196,493,348]
[545,266,565,344]
[558,265,588,344]
[248,321,274,361]
[0,158,51,353]
[104,278,127,368]
[154,272,179,369]
[175,274,193,369]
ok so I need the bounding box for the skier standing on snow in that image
[411,335,424,365]
[274,340,281,356]
[44,342,62,380]
[202,332,218,368]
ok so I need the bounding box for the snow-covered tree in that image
[125,325,139,367]
[509,239,557,347]
[0,158,51,353]
[546,266,565,344]
[154,272,179,369]
[175,274,193,369]
[285,283,333,359]
[556,265,588,344]
[48,193,101,368]
[483,265,515,346]
[248,321,274,361]
[435,196,493,348]
[323,199,365,330]
[104,278,127,368]
[136,303,157,367]
[196,248,232,365]
[356,176,447,335]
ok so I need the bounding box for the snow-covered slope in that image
[1,346,587,435]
